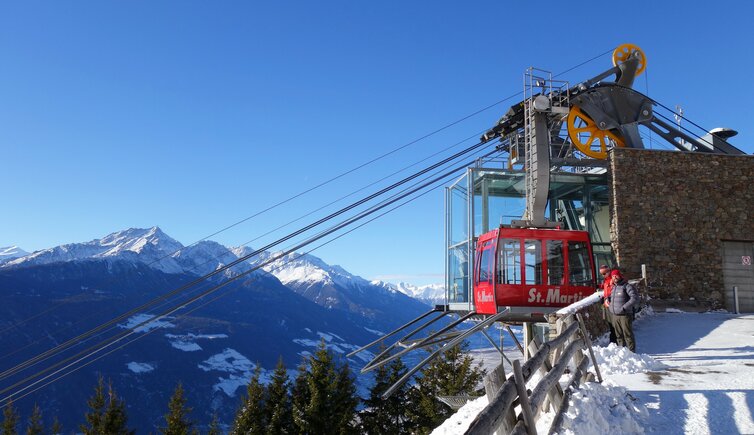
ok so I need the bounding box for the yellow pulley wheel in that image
[567,106,626,159]
[612,43,646,76]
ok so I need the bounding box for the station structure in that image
[351,44,753,395]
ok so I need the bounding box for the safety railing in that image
[465,295,603,435]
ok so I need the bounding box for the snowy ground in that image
[432,310,754,434]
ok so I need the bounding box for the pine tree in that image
[294,343,332,434]
[51,417,62,435]
[361,356,411,434]
[265,357,292,435]
[292,340,358,434]
[79,376,133,435]
[406,342,485,434]
[102,381,133,435]
[160,383,196,435]
[291,358,311,433]
[231,366,266,435]
[2,399,19,435]
[25,404,43,435]
[207,414,220,435]
[80,376,106,434]
[434,344,485,396]
[331,362,358,435]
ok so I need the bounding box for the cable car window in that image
[498,239,521,285]
[568,241,594,285]
[478,241,494,284]
[546,240,565,285]
[524,240,543,285]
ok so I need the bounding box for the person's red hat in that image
[610,269,622,278]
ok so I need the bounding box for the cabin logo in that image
[528,288,586,305]
[477,290,494,303]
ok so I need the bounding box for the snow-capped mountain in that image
[0,246,29,264]
[251,251,431,332]
[257,251,370,295]
[2,227,263,279]
[373,281,446,307]
[0,227,437,431]
[3,228,440,312]
[4,227,185,273]
[172,240,245,277]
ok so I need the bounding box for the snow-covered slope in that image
[257,251,369,291]
[172,240,244,277]
[0,246,29,264]
[248,251,429,331]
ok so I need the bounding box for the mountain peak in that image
[0,246,29,263]
[3,227,184,273]
[256,251,362,288]
[98,226,182,256]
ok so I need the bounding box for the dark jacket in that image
[608,279,638,316]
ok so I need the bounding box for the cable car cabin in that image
[473,227,596,315]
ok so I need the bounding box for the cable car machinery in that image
[348,44,745,397]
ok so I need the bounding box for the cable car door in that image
[474,237,498,314]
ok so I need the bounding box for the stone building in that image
[608,148,754,312]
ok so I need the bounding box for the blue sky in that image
[2,1,752,285]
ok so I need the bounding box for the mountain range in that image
[0,227,443,432]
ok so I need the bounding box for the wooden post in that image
[484,363,506,400]
[576,313,602,383]
[550,317,566,366]
[466,322,580,435]
[548,356,590,435]
[523,322,534,360]
[513,359,538,435]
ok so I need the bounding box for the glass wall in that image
[446,173,471,305]
[445,167,612,310]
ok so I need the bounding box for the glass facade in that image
[445,167,611,309]
[446,175,471,305]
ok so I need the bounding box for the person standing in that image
[607,269,639,351]
[599,265,617,344]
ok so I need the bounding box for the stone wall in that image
[608,148,754,310]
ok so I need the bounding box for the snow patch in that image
[171,341,202,352]
[165,333,227,352]
[119,314,175,333]
[364,327,385,336]
[317,331,343,342]
[127,362,155,373]
[556,291,603,316]
[553,382,649,434]
[593,343,668,375]
[199,348,254,373]
[431,395,489,434]
[212,374,254,397]
[293,331,375,363]
[199,348,265,397]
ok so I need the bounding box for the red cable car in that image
[473,226,596,315]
